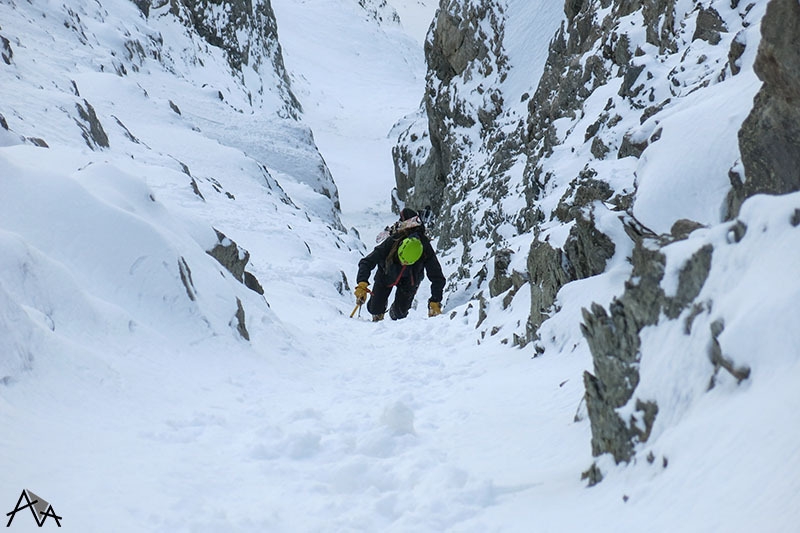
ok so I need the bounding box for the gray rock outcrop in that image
[581,234,712,469]
[526,172,617,337]
[392,0,512,252]
[159,0,301,115]
[1,33,13,65]
[207,228,265,296]
[729,0,800,218]
[395,0,725,347]
[139,0,342,226]
[394,0,778,481]
[75,99,110,150]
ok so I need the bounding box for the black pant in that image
[367,270,419,320]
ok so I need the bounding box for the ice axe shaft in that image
[350,286,372,318]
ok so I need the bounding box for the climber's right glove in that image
[354,281,370,304]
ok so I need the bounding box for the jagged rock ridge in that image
[394,0,798,482]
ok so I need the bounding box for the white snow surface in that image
[0,0,798,532]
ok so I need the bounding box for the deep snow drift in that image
[0,1,798,532]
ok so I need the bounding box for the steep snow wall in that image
[394,0,800,481]
[0,0,357,384]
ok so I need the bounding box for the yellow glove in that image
[428,301,442,317]
[354,281,370,304]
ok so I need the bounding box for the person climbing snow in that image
[354,208,445,321]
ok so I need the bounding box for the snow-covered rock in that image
[732,0,800,217]
[0,0,355,384]
[394,0,799,481]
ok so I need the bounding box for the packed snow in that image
[0,0,798,532]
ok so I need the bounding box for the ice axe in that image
[350,286,372,318]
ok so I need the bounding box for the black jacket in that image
[357,232,445,303]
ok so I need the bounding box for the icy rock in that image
[707,319,751,389]
[131,0,149,17]
[75,99,109,150]
[206,229,264,299]
[357,0,401,24]
[663,244,713,320]
[692,7,727,45]
[728,31,747,76]
[526,213,614,340]
[563,217,616,281]
[488,248,514,297]
[581,231,714,467]
[580,239,666,464]
[393,0,509,233]
[527,240,570,335]
[669,219,705,241]
[731,0,800,218]
[617,132,649,159]
[233,297,249,341]
[169,0,292,92]
[392,121,442,214]
[1,34,12,65]
[207,229,250,282]
[553,171,613,223]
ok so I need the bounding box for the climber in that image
[354,208,446,321]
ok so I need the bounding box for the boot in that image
[372,313,384,322]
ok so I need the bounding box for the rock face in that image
[580,235,712,467]
[730,0,800,218]
[75,99,110,150]
[357,0,400,24]
[161,0,301,116]
[527,172,618,336]
[396,0,785,481]
[396,0,732,346]
[427,0,499,158]
[392,0,513,252]
[517,0,690,345]
[141,0,341,220]
[1,33,13,65]
[206,229,265,297]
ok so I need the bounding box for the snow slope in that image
[271,0,436,238]
[1,0,798,532]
